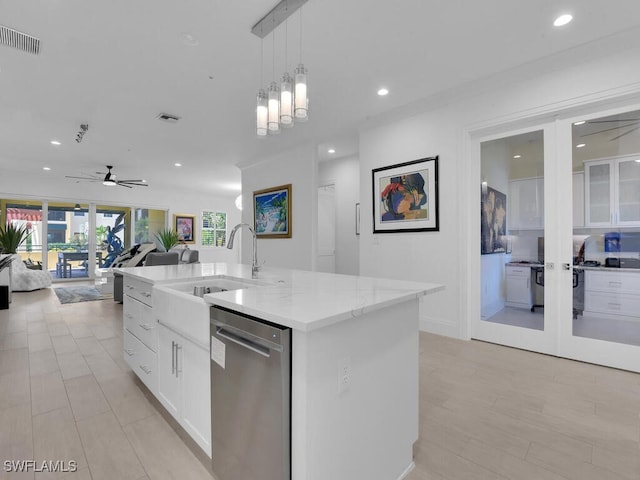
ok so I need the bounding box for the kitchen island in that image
[115,263,443,480]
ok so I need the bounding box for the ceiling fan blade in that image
[118,181,148,187]
[116,183,133,188]
[609,125,640,141]
[65,175,100,181]
[579,124,635,137]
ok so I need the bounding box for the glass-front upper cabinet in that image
[584,156,640,226]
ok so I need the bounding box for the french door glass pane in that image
[47,202,90,279]
[480,130,545,331]
[1,199,44,267]
[571,109,640,346]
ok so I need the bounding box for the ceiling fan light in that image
[103,180,116,186]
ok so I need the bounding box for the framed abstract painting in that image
[372,156,439,233]
[253,184,292,238]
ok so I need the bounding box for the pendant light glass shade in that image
[280,72,294,127]
[256,89,268,137]
[294,63,308,121]
[268,81,281,133]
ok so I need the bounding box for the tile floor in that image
[1,286,639,479]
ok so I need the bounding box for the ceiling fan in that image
[65,165,149,188]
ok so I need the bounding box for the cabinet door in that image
[181,342,211,455]
[509,178,543,229]
[157,325,181,418]
[616,158,640,225]
[585,161,613,226]
[506,269,532,308]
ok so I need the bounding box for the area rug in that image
[54,286,106,304]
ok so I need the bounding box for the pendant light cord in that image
[299,6,303,64]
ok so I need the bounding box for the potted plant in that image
[0,223,31,254]
[154,228,180,252]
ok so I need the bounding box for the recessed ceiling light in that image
[141,179,147,183]
[174,163,182,167]
[42,167,51,171]
[576,143,586,148]
[328,148,336,154]
[635,159,640,163]
[181,33,199,46]
[573,121,586,126]
[50,140,61,146]
[554,14,573,27]
[513,155,522,159]
[377,88,389,96]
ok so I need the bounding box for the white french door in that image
[470,105,640,373]
[472,121,559,356]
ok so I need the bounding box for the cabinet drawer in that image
[585,271,640,294]
[124,329,157,393]
[584,292,640,318]
[506,266,531,276]
[124,296,158,352]
[123,277,153,306]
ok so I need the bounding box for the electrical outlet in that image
[338,357,351,394]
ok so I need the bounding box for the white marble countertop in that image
[115,263,444,331]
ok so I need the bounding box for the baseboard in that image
[420,315,461,339]
[397,461,415,480]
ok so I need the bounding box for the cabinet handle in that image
[127,285,134,290]
[124,349,135,356]
[139,365,152,375]
[607,302,621,310]
[140,324,152,331]
[171,341,176,374]
[143,292,151,298]
[608,281,622,288]
[175,344,182,378]
[126,313,134,319]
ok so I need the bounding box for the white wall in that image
[239,144,316,270]
[358,39,640,338]
[0,170,242,263]
[318,155,360,275]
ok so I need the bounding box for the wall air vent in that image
[157,113,181,123]
[0,25,40,55]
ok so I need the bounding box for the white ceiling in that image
[2,1,640,195]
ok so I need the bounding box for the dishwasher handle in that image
[215,327,271,358]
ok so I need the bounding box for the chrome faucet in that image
[227,223,260,277]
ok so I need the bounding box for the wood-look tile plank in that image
[0,371,31,411]
[123,414,213,480]
[0,331,29,350]
[32,407,87,479]
[97,373,155,427]
[0,403,34,479]
[51,336,78,355]
[28,349,59,377]
[64,375,111,422]
[30,371,69,417]
[0,348,30,376]
[56,352,91,381]
[75,411,146,480]
[27,333,52,354]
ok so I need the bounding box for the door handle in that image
[562,263,571,270]
[175,344,182,378]
[171,341,176,374]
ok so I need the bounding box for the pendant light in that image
[294,6,308,121]
[252,0,309,136]
[256,89,268,136]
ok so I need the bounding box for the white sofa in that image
[10,254,52,291]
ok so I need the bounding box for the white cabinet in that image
[584,156,640,226]
[122,279,157,394]
[584,269,640,320]
[505,265,533,309]
[157,324,211,456]
[508,177,544,230]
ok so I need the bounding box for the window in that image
[202,211,226,247]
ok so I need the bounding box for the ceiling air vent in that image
[0,25,40,55]
[157,113,181,123]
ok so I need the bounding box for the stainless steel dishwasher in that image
[210,306,291,480]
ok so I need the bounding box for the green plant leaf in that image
[0,223,31,254]
[154,228,180,252]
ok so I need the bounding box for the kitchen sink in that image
[163,277,259,297]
